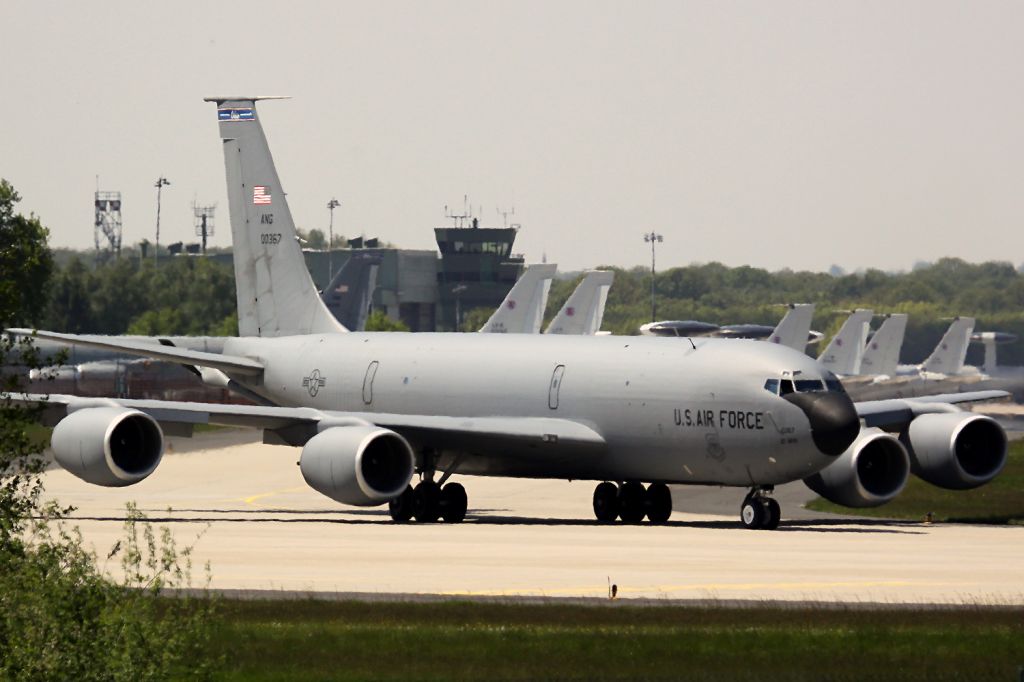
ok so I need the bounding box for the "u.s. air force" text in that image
[673,408,765,430]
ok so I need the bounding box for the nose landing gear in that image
[591,481,673,524]
[740,488,781,530]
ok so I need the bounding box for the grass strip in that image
[202,599,1024,681]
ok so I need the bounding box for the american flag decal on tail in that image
[253,186,272,205]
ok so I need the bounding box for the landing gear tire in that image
[645,483,672,524]
[440,482,468,523]
[740,498,765,530]
[413,481,441,523]
[618,482,647,523]
[761,498,781,530]
[593,482,619,522]
[388,485,415,522]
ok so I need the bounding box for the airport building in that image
[214,220,526,332]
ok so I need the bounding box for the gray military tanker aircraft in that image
[7,97,1009,530]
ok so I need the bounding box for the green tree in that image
[1,222,219,677]
[0,179,54,327]
[364,309,409,331]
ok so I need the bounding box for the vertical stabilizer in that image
[766,304,815,352]
[982,338,997,374]
[205,97,348,337]
[546,271,615,335]
[479,264,557,333]
[921,317,974,375]
[817,309,872,375]
[320,254,381,331]
[858,313,907,377]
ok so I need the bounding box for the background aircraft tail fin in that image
[921,317,974,374]
[859,313,907,377]
[205,97,348,337]
[817,309,872,375]
[320,254,381,331]
[479,264,557,333]
[766,303,815,351]
[545,271,614,335]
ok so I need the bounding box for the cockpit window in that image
[794,379,826,392]
[764,378,779,395]
[779,379,795,396]
[823,371,845,393]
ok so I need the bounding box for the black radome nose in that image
[783,391,860,456]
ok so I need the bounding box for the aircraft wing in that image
[6,329,263,376]
[12,393,607,460]
[855,390,1009,430]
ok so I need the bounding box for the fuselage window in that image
[779,379,795,396]
[764,378,780,395]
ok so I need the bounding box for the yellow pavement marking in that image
[236,487,307,506]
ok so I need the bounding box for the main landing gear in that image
[740,487,781,530]
[388,480,468,523]
[592,481,673,524]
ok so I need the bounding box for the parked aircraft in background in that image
[7,97,1009,530]
[545,270,614,335]
[639,304,822,351]
[817,309,873,376]
[478,264,556,333]
[320,252,380,332]
[857,313,908,379]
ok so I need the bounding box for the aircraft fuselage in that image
[227,333,841,486]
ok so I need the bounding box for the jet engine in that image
[300,426,415,506]
[900,413,1007,490]
[803,427,910,508]
[51,407,164,487]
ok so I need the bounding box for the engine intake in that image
[51,407,164,487]
[804,427,910,508]
[901,413,1007,490]
[300,426,414,506]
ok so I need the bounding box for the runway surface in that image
[40,429,1024,604]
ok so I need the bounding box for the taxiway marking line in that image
[237,487,307,506]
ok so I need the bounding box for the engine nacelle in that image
[900,412,1007,490]
[804,427,910,508]
[300,426,415,506]
[51,407,164,487]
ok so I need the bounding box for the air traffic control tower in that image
[435,217,525,331]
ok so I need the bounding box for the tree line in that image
[6,175,1024,366]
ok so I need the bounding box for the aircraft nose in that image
[783,390,860,456]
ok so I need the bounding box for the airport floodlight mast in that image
[93,190,123,264]
[153,176,171,267]
[327,197,340,282]
[643,231,663,322]
[193,202,216,254]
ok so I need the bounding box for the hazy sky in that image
[3,1,1022,273]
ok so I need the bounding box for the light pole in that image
[327,198,340,282]
[643,231,663,322]
[154,176,171,267]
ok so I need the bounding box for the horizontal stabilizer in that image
[7,329,264,376]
